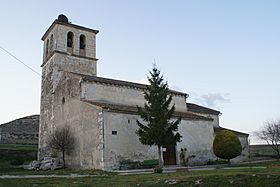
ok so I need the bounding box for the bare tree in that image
[257,120,280,160]
[48,126,75,168]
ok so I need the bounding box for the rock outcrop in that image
[0,115,39,144]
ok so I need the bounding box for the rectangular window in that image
[112,131,117,135]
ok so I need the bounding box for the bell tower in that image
[41,14,99,75]
[38,15,99,158]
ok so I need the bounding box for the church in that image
[38,15,249,170]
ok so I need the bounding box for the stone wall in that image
[43,23,97,61]
[0,115,39,144]
[39,72,103,169]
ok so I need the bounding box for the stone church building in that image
[38,15,249,170]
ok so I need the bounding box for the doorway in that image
[163,146,176,165]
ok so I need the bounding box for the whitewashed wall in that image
[102,111,216,170]
[177,119,216,163]
[103,112,158,170]
[81,82,187,112]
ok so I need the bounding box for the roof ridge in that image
[81,74,187,97]
[214,127,249,136]
[187,103,221,115]
[83,100,213,121]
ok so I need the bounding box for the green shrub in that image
[213,130,242,165]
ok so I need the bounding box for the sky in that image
[0,0,280,144]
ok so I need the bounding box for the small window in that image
[62,97,65,104]
[112,131,117,135]
[46,39,49,56]
[67,32,73,47]
[128,119,130,124]
[80,35,86,49]
[50,34,53,51]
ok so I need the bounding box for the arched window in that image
[80,35,86,49]
[50,34,53,51]
[67,32,73,48]
[46,39,49,57]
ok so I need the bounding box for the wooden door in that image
[163,146,176,165]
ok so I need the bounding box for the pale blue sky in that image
[1,0,280,143]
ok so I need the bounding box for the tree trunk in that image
[158,145,163,168]
[227,159,230,166]
[62,150,65,168]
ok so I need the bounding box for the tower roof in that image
[41,15,99,41]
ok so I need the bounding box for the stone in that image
[0,115,39,144]
[24,160,41,170]
[164,179,177,185]
[25,157,63,170]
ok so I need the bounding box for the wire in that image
[0,46,41,77]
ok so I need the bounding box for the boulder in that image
[25,157,63,170]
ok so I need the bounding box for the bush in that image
[213,130,242,165]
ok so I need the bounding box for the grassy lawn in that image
[0,144,37,151]
[0,167,280,187]
[1,144,280,186]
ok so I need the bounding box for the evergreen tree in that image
[136,66,182,168]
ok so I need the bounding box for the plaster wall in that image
[50,73,102,169]
[102,111,218,170]
[39,72,103,169]
[177,119,216,163]
[81,82,187,112]
[103,112,158,170]
[231,135,249,162]
[53,98,103,169]
[188,112,220,127]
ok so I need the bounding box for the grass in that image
[0,144,280,186]
[0,167,280,186]
[0,144,37,169]
[0,144,37,151]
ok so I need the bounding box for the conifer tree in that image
[136,66,182,168]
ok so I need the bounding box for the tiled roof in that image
[214,127,249,136]
[83,100,213,121]
[187,103,221,115]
